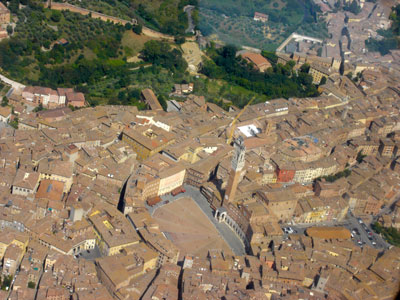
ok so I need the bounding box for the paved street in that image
[77,246,102,261]
[284,211,390,250]
[0,73,25,91]
[184,5,195,34]
[149,184,246,256]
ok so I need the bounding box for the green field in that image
[198,0,328,51]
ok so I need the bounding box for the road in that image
[0,73,25,91]
[184,5,195,34]
[148,184,246,256]
[77,246,102,261]
[284,211,390,250]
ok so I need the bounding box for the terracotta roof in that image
[37,107,72,119]
[35,179,64,202]
[306,226,351,240]
[0,2,9,12]
[142,89,163,111]
[254,12,268,19]
[66,92,85,104]
[0,106,11,118]
[240,52,272,69]
[12,170,40,190]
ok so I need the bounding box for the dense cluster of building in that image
[21,86,86,109]
[0,0,399,299]
[0,59,399,298]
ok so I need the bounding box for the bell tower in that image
[224,136,246,204]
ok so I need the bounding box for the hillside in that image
[67,0,197,35]
[198,0,329,51]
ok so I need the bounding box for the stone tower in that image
[224,136,246,204]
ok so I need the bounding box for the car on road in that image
[86,250,90,253]
[358,218,363,224]
[371,241,377,246]
[283,227,294,234]
[357,240,363,245]
[367,231,373,237]
[352,228,360,235]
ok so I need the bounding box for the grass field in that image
[122,31,153,58]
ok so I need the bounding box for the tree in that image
[300,63,310,73]
[33,103,44,112]
[320,76,327,85]
[356,151,366,163]
[51,10,62,23]
[349,0,361,14]
[174,36,185,45]
[6,25,13,36]
[141,40,187,72]
[125,23,133,30]
[1,97,8,107]
[132,24,143,35]
[1,275,12,290]
[158,94,168,111]
[346,71,353,80]
[28,281,35,289]
[344,0,361,15]
[261,51,278,64]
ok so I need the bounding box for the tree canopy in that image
[140,40,187,72]
[200,45,319,106]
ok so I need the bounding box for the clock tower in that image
[224,136,246,204]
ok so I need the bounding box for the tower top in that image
[231,136,246,171]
